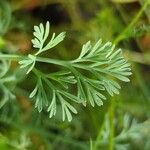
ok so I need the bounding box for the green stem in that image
[0,37,5,47]
[73,2,150,146]
[0,54,20,60]
[36,56,68,67]
[108,2,150,150]
[114,0,150,44]
[0,118,88,149]
[109,99,114,150]
[0,54,68,67]
[93,118,105,150]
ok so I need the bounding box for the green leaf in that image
[32,21,65,55]
[87,87,95,107]
[42,32,66,51]
[78,41,91,59]
[29,84,38,98]
[23,21,132,121]
[19,54,36,74]
[0,1,11,35]
[77,77,87,106]
[47,90,56,118]
[57,93,77,122]
[0,59,10,78]
[58,90,82,103]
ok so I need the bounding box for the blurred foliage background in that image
[0,0,150,150]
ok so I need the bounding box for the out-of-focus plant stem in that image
[79,0,150,145]
[109,99,115,150]
[62,0,83,28]
[114,0,150,44]
[0,37,5,48]
[125,51,150,65]
[108,1,150,150]
[93,118,105,150]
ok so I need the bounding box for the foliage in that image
[0,0,11,35]
[93,114,150,150]
[0,0,150,150]
[12,21,131,121]
[0,58,16,108]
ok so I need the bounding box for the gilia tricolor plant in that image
[0,21,132,121]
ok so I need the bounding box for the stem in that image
[32,68,57,90]
[109,99,114,150]
[93,118,105,150]
[0,54,69,67]
[0,118,88,149]
[0,76,16,83]
[36,56,68,67]
[0,37,5,47]
[0,54,21,60]
[107,1,150,150]
[114,0,150,44]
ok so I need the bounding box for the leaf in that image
[0,84,15,108]
[26,22,132,121]
[57,93,77,122]
[42,32,66,51]
[44,21,50,41]
[90,39,102,54]
[92,92,104,106]
[0,20,132,122]
[58,90,82,103]
[87,79,105,91]
[50,70,71,76]
[19,54,36,74]
[29,84,38,98]
[95,41,112,55]
[31,78,49,112]
[65,100,78,114]
[0,1,11,35]
[78,41,91,59]
[59,76,77,84]
[47,90,56,118]
[0,59,10,78]
[77,77,87,105]
[87,87,95,107]
[32,21,66,55]
[110,73,130,82]
[103,80,120,96]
